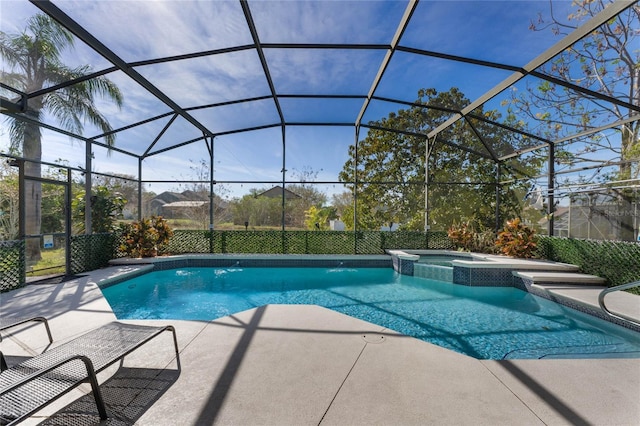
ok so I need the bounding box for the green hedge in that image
[165,230,453,255]
[537,236,640,289]
[0,230,454,290]
[70,233,119,274]
[9,232,639,295]
[0,240,25,292]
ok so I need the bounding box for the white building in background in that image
[330,220,345,231]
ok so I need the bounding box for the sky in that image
[1,0,622,200]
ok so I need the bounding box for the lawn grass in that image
[28,247,66,276]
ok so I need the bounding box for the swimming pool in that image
[100,266,640,360]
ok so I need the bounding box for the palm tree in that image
[1,13,122,260]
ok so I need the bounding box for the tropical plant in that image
[119,216,173,258]
[448,221,498,253]
[495,218,538,258]
[72,186,127,234]
[0,13,123,258]
[448,221,475,251]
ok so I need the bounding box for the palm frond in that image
[2,12,122,154]
[7,109,41,155]
[26,14,74,60]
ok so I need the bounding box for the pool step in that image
[513,271,606,286]
[503,344,640,360]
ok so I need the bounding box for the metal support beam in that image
[424,136,436,231]
[372,94,554,153]
[142,114,178,158]
[0,95,27,113]
[427,0,636,139]
[65,169,72,274]
[144,136,207,158]
[495,163,501,232]
[354,125,360,243]
[27,67,117,100]
[207,136,215,232]
[547,144,555,236]
[30,0,215,138]
[395,46,640,115]
[356,0,419,127]
[281,125,286,231]
[464,117,500,162]
[0,83,27,113]
[137,158,143,221]
[363,123,492,160]
[553,115,640,146]
[240,0,285,125]
[14,160,25,241]
[84,141,92,234]
[3,110,138,158]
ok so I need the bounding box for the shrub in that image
[448,221,498,253]
[448,221,474,251]
[119,216,173,258]
[495,218,537,258]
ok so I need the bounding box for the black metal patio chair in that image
[0,321,180,425]
[0,317,54,372]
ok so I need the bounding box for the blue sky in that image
[2,0,611,199]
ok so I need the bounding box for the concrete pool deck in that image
[1,265,639,425]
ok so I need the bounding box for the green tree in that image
[72,186,127,234]
[286,167,327,228]
[304,205,337,230]
[340,88,543,231]
[513,0,639,239]
[331,191,354,229]
[91,173,139,219]
[231,190,282,228]
[1,13,123,258]
[0,162,19,240]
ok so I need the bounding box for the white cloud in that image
[135,49,271,108]
[56,0,252,61]
[250,0,406,44]
[266,48,384,95]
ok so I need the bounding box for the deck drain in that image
[362,334,385,344]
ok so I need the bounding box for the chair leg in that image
[87,372,109,420]
[78,355,109,420]
[34,317,54,344]
[0,351,7,371]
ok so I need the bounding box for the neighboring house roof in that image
[153,191,187,204]
[181,190,209,201]
[163,201,208,208]
[151,190,210,206]
[150,199,167,207]
[258,186,301,199]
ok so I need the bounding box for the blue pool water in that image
[101,267,640,360]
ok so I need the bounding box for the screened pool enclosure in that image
[0,0,638,280]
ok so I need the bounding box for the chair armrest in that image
[0,353,108,421]
[1,353,98,396]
